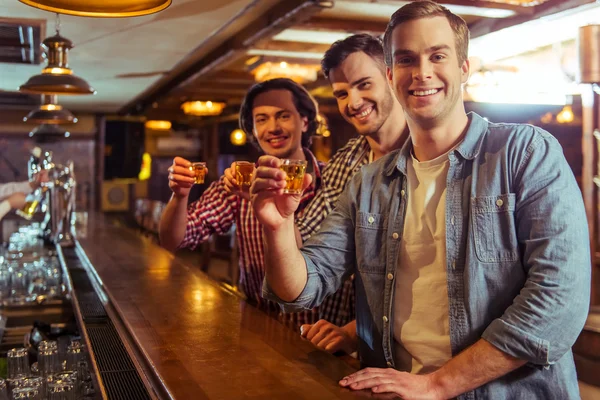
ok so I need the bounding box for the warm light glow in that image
[181,101,226,116]
[41,67,73,75]
[17,0,171,18]
[316,113,331,137]
[230,129,247,146]
[40,104,62,111]
[253,62,318,84]
[556,105,575,123]
[145,120,172,130]
[138,152,152,181]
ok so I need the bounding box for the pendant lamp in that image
[24,95,78,124]
[18,0,171,18]
[29,124,71,141]
[19,15,95,95]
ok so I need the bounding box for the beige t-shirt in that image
[393,150,452,374]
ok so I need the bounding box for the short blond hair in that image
[383,0,470,66]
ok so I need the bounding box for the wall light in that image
[145,120,172,130]
[230,129,247,146]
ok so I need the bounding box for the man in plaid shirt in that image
[158,78,329,328]
[294,34,409,355]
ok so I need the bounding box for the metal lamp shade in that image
[20,73,95,95]
[29,124,71,141]
[18,0,171,17]
[24,104,78,125]
[19,33,96,95]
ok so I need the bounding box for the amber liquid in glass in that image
[280,163,306,194]
[191,163,206,184]
[235,162,254,188]
[16,200,39,220]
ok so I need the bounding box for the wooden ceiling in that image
[133,0,593,123]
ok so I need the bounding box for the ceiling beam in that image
[435,0,535,13]
[120,0,334,115]
[469,0,595,38]
[298,17,386,35]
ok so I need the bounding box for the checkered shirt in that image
[179,149,324,327]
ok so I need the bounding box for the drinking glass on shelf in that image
[189,162,207,184]
[38,341,59,378]
[279,159,307,194]
[10,387,41,400]
[65,342,84,373]
[46,381,74,400]
[7,348,29,380]
[0,269,10,301]
[0,378,7,400]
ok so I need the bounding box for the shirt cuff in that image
[0,200,11,220]
[481,318,550,367]
[15,181,33,195]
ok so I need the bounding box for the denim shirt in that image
[264,113,591,399]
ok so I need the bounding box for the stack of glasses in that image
[3,340,94,399]
[0,225,64,306]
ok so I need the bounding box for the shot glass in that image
[279,159,307,194]
[189,162,207,184]
[235,161,254,189]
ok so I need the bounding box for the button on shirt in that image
[264,113,590,399]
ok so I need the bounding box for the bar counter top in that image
[74,212,375,399]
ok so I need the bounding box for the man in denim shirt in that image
[250,1,590,398]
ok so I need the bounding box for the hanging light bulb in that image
[18,0,171,18]
[24,94,78,124]
[19,14,95,95]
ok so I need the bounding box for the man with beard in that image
[159,78,326,327]
[250,1,589,398]
[289,34,408,355]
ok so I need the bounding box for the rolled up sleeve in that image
[482,130,591,366]
[262,178,359,311]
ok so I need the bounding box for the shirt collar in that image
[385,112,488,176]
[303,147,323,190]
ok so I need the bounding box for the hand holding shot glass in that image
[167,157,209,197]
[279,159,307,194]
[190,162,207,184]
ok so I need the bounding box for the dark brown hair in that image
[239,78,318,148]
[321,33,385,79]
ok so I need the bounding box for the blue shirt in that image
[264,113,590,399]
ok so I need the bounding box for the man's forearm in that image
[158,193,189,252]
[263,217,308,302]
[430,339,527,398]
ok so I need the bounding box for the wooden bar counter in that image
[73,212,374,399]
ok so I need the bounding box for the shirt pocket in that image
[471,193,519,263]
[356,211,387,273]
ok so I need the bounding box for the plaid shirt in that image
[297,136,371,327]
[179,149,324,327]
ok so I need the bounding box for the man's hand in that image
[30,169,49,189]
[167,157,199,198]
[8,193,26,209]
[339,368,442,400]
[250,155,312,230]
[300,320,357,354]
[223,162,250,201]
